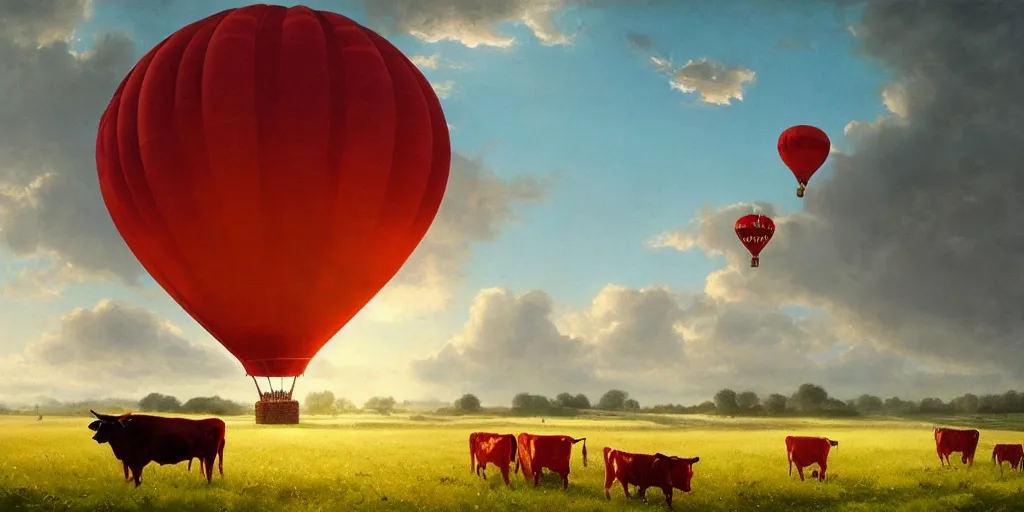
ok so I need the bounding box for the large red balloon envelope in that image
[778,125,830,198]
[95,5,450,380]
[734,214,775,268]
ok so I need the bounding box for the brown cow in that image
[785,436,838,482]
[603,447,699,509]
[934,427,980,467]
[515,433,587,489]
[992,443,1023,475]
[468,432,517,486]
[185,418,227,478]
[88,410,226,487]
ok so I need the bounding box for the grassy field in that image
[3,413,1024,511]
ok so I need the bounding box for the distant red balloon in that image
[778,125,831,198]
[95,5,450,378]
[734,214,775,268]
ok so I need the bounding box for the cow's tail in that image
[602,447,612,473]
[573,437,588,467]
[993,447,998,464]
[469,433,477,473]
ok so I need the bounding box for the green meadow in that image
[3,413,1024,511]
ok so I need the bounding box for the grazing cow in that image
[87,410,226,487]
[933,427,980,467]
[785,436,838,482]
[602,447,700,509]
[992,444,1023,475]
[514,433,587,489]
[468,432,517,486]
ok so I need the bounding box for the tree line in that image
[439,384,1024,418]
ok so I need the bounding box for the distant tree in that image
[764,394,788,415]
[180,396,247,415]
[793,383,829,412]
[138,393,182,412]
[950,393,979,414]
[696,401,717,413]
[714,389,739,415]
[364,396,397,415]
[883,396,916,415]
[918,397,950,414]
[572,393,591,409]
[554,392,574,408]
[304,391,337,415]
[454,393,482,413]
[334,398,357,414]
[598,389,629,411]
[978,394,1006,414]
[736,391,760,413]
[855,394,883,414]
[1005,391,1021,413]
[623,399,640,411]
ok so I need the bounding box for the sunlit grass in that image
[3,414,1024,511]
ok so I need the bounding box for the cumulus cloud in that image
[629,33,756,106]
[409,54,464,70]
[366,155,546,320]
[431,80,458,99]
[0,299,236,402]
[648,1,1024,383]
[413,284,1002,405]
[364,0,572,48]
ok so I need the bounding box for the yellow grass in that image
[2,413,1024,511]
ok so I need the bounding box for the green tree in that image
[623,398,640,411]
[363,396,397,414]
[736,391,760,412]
[304,391,336,415]
[571,393,591,409]
[598,389,629,411]
[764,394,788,415]
[555,392,574,408]
[138,393,182,412]
[855,394,883,414]
[950,393,979,414]
[334,398,356,414]
[793,383,829,412]
[714,389,739,414]
[454,393,482,413]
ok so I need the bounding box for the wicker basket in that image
[255,399,300,424]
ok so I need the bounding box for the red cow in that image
[934,427,980,467]
[992,443,1023,475]
[87,410,226,487]
[785,436,838,482]
[468,432,517,486]
[515,433,587,489]
[602,447,700,509]
[184,418,228,479]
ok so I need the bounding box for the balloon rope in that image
[251,376,264,400]
[287,377,297,400]
[266,377,274,393]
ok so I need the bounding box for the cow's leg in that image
[797,465,805,481]
[637,486,648,504]
[131,464,144,487]
[187,459,192,472]
[663,486,674,510]
[499,464,511,486]
[604,471,616,500]
[203,456,215,483]
[999,460,1004,476]
[620,480,631,499]
[479,463,487,480]
[818,462,827,482]
[788,455,793,476]
[533,469,541,487]
[122,462,130,482]
[560,471,569,490]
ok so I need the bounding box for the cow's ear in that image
[119,417,133,427]
[88,420,101,431]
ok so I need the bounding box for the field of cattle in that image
[3,413,1024,511]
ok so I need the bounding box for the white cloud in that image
[409,54,465,70]
[431,80,458,99]
[364,0,571,48]
[629,33,755,106]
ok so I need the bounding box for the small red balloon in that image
[734,214,775,268]
[778,125,831,198]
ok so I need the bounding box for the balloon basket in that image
[796,184,806,198]
[255,399,300,424]
[750,256,759,268]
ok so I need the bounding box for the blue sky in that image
[0,0,918,405]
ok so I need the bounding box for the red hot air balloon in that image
[778,125,831,198]
[734,214,775,268]
[95,5,450,400]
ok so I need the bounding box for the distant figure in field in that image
[37,414,42,421]
[992,444,1023,474]
[602,446,699,509]
[468,432,517,486]
[933,427,980,467]
[87,410,226,487]
[515,433,587,489]
[541,418,545,423]
[785,436,839,482]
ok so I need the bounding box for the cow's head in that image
[828,439,839,448]
[87,410,133,444]
[662,454,700,493]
